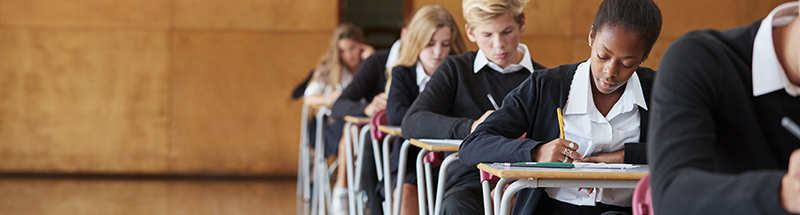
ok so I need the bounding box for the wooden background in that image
[0,0,789,177]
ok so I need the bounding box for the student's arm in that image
[460,75,548,165]
[650,33,790,215]
[303,80,339,106]
[401,59,471,139]
[331,50,388,119]
[386,66,415,126]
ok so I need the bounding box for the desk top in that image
[378,125,402,136]
[409,139,461,152]
[478,163,648,180]
[343,115,371,124]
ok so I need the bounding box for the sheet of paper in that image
[417,139,462,146]
[573,162,638,169]
[564,132,596,159]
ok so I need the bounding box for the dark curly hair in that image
[591,0,663,61]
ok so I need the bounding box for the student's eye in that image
[482,33,492,38]
[621,63,633,69]
[442,42,451,47]
[502,30,512,35]
[596,53,607,60]
[427,42,435,47]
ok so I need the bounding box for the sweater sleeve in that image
[331,51,386,119]
[460,75,548,166]
[649,32,789,215]
[386,66,415,126]
[401,58,473,139]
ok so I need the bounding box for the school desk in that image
[408,138,462,215]
[477,163,648,215]
[377,125,401,215]
[343,115,371,215]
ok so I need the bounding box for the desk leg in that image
[416,149,430,215]
[355,126,369,215]
[482,180,492,215]
[434,153,459,215]
[393,140,411,215]
[494,178,514,215]
[381,134,394,215]
[314,108,329,215]
[424,162,434,215]
[499,179,536,215]
[344,122,357,215]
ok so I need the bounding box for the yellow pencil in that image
[557,108,565,139]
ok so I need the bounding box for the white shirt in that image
[415,62,431,93]
[752,1,800,97]
[473,43,534,74]
[386,40,402,69]
[545,60,646,207]
[303,66,354,96]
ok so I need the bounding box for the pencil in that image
[557,108,565,139]
[487,94,499,110]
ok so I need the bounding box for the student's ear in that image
[518,14,526,33]
[400,27,408,40]
[465,23,477,42]
[588,25,596,48]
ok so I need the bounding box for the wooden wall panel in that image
[0,0,171,29]
[524,0,572,37]
[0,29,170,173]
[170,32,330,175]
[174,0,337,31]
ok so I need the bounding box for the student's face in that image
[466,12,525,68]
[418,27,452,75]
[338,38,363,70]
[588,26,647,94]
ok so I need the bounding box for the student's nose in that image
[433,44,443,56]
[604,61,619,77]
[492,35,504,50]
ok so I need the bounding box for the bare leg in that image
[336,135,348,187]
[393,183,419,215]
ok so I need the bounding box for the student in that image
[401,0,546,214]
[459,0,662,214]
[329,27,403,215]
[304,22,371,172]
[384,5,467,214]
[649,1,800,214]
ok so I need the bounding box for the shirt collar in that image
[752,2,800,97]
[386,39,402,68]
[415,61,431,87]
[564,60,647,117]
[473,43,534,74]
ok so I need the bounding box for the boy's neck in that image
[774,16,800,85]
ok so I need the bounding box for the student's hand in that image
[470,110,494,133]
[324,91,341,106]
[531,138,582,163]
[363,93,387,117]
[579,149,624,163]
[781,149,800,213]
[361,44,375,60]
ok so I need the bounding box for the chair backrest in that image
[632,173,654,215]
[370,109,388,141]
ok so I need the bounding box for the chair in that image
[632,173,654,215]
[369,110,390,215]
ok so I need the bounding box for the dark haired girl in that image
[459,0,662,214]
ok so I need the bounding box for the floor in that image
[0,176,297,215]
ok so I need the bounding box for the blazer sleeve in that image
[460,75,549,166]
[331,52,386,119]
[386,66,415,126]
[649,32,789,215]
[401,58,473,139]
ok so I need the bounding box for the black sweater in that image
[331,49,390,119]
[386,65,421,126]
[650,20,800,215]
[401,51,545,139]
[461,62,654,215]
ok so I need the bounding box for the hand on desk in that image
[781,149,800,213]
[470,110,494,133]
[531,138,583,163]
[364,93,387,117]
[579,149,624,163]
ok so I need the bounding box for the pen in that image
[782,117,800,139]
[487,94,499,110]
[557,108,565,139]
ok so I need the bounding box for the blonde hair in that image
[462,0,528,28]
[385,5,468,93]
[312,23,367,88]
